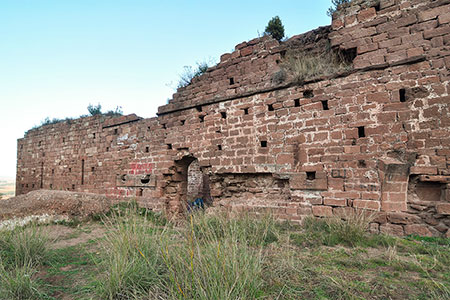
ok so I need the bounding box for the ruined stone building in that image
[16,0,450,236]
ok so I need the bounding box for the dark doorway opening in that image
[166,156,211,214]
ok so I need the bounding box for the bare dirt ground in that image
[0,190,114,222]
[44,223,107,249]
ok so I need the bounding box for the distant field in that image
[0,179,15,199]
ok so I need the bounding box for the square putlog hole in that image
[303,90,314,98]
[358,126,366,138]
[399,89,406,103]
[306,171,316,180]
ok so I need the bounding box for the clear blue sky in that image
[0,0,331,179]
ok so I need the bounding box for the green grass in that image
[160,212,271,299]
[0,205,449,299]
[93,206,168,299]
[0,262,45,300]
[42,245,97,299]
[0,224,49,299]
[289,211,381,248]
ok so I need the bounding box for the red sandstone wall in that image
[16,0,450,236]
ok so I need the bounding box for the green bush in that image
[265,16,285,41]
[87,103,123,117]
[87,103,102,116]
[177,61,210,89]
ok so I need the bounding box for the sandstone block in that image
[312,206,333,217]
[358,7,377,22]
[404,224,433,237]
[436,203,450,215]
[324,198,347,207]
[410,166,438,175]
[380,224,405,236]
[353,200,380,210]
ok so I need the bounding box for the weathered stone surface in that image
[404,224,433,237]
[380,224,405,236]
[312,206,333,217]
[436,203,450,215]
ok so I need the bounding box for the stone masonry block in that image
[312,206,333,217]
[290,172,327,191]
[436,203,450,215]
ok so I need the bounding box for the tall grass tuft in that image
[95,207,278,299]
[0,224,49,267]
[291,209,375,247]
[190,211,279,246]
[95,205,168,299]
[0,224,48,299]
[281,48,352,83]
[161,212,276,299]
[0,261,42,300]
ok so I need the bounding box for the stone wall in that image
[17,0,450,236]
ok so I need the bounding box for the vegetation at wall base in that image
[0,205,448,299]
[0,225,49,299]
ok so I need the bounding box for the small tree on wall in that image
[265,16,285,41]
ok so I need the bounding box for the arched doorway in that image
[187,158,212,207]
[187,159,203,201]
[165,156,211,215]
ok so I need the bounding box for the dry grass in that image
[278,48,352,84]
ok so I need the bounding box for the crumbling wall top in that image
[23,113,142,138]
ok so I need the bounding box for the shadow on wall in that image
[164,156,212,214]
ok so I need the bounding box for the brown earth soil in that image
[0,190,115,221]
[44,223,107,249]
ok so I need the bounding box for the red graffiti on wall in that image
[129,162,153,175]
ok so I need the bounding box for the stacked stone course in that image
[17,0,450,236]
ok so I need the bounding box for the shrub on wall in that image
[327,0,352,17]
[87,103,102,116]
[177,61,210,89]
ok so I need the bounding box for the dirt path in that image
[44,223,107,249]
[37,223,107,299]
